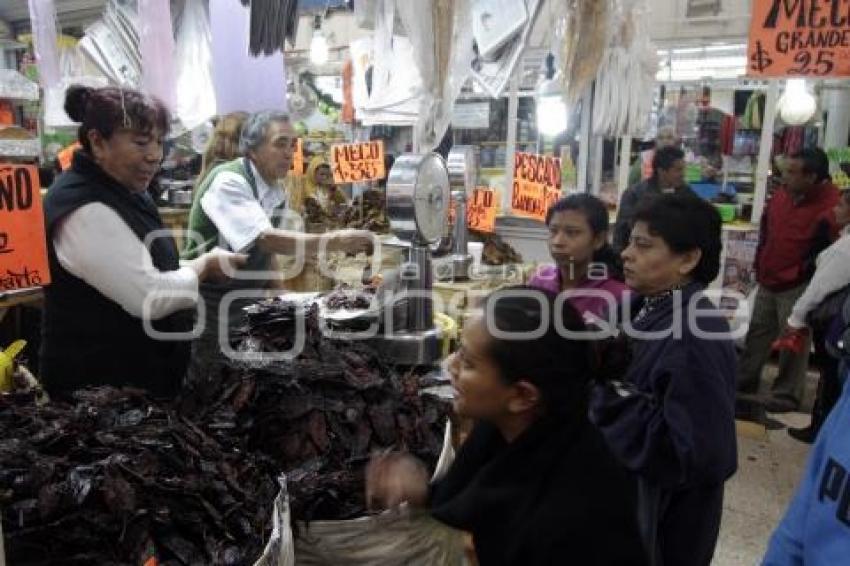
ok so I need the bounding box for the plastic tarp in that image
[395,0,475,152]
[139,0,176,110]
[173,0,216,130]
[209,0,288,114]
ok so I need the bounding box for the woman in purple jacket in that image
[590,194,738,566]
[529,194,629,322]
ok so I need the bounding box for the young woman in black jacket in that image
[366,287,648,565]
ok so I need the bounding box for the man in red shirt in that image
[738,148,840,413]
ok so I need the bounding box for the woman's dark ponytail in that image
[64,85,92,123]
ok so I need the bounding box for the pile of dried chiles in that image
[1,300,449,561]
[182,297,449,522]
[0,387,279,565]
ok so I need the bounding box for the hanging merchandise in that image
[210,0,288,114]
[351,2,421,127]
[396,0,476,151]
[139,0,176,111]
[557,0,610,105]
[77,0,142,87]
[471,0,528,61]
[469,0,541,98]
[742,92,765,130]
[591,0,657,136]
[248,0,299,56]
[26,0,60,88]
[173,0,216,131]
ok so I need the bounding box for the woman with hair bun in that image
[590,194,738,566]
[41,85,245,397]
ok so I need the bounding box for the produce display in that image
[304,189,390,233]
[480,234,523,266]
[182,298,450,522]
[323,287,375,311]
[0,388,278,565]
[342,190,391,232]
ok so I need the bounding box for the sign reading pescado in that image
[512,152,561,222]
[467,187,497,233]
[748,0,850,77]
[0,163,51,291]
[331,140,386,183]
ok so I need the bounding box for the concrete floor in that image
[713,365,819,565]
[713,412,810,565]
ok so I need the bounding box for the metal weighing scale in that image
[436,146,479,282]
[376,153,451,366]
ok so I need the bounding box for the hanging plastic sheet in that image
[27,0,61,88]
[469,0,540,99]
[396,0,475,152]
[139,0,176,110]
[77,0,141,87]
[173,0,216,130]
[210,0,288,114]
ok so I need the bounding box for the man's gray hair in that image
[239,110,290,154]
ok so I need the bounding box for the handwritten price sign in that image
[511,152,561,222]
[331,140,386,183]
[467,188,497,233]
[0,163,51,291]
[289,138,304,177]
[748,0,850,77]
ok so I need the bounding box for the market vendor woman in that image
[41,86,244,396]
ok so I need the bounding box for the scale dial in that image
[386,153,450,244]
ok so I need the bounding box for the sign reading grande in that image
[0,163,51,291]
[511,152,561,222]
[748,0,850,77]
[331,140,386,183]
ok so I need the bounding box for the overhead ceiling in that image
[0,0,106,35]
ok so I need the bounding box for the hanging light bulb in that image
[310,15,329,66]
[536,54,568,137]
[778,79,817,125]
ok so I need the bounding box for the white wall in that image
[648,0,752,46]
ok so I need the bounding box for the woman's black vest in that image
[41,151,192,397]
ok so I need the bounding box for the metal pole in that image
[577,84,593,193]
[617,135,632,206]
[752,80,779,224]
[591,134,604,195]
[503,71,521,214]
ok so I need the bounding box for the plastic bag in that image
[139,0,176,110]
[173,0,216,130]
[396,0,475,152]
[254,420,461,566]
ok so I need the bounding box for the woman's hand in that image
[365,452,429,511]
[191,249,248,282]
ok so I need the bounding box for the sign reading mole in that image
[0,163,51,291]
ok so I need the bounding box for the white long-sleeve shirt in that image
[788,227,850,328]
[54,202,199,320]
